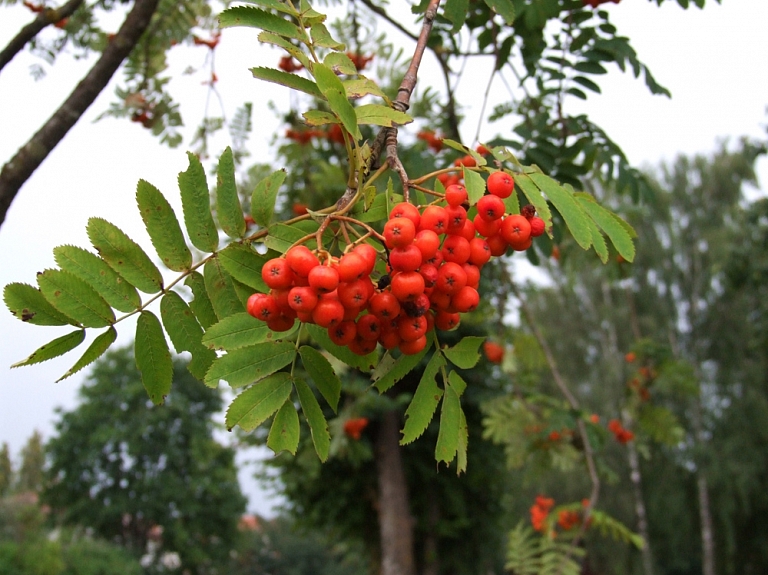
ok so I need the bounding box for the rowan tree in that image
[1,0,731,574]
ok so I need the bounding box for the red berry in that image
[287,286,319,312]
[435,262,467,295]
[308,265,340,293]
[419,205,448,235]
[285,245,320,277]
[483,341,504,363]
[247,293,278,321]
[356,313,382,341]
[337,252,368,282]
[328,321,357,346]
[529,216,546,237]
[383,217,417,249]
[476,195,506,222]
[389,202,421,228]
[262,258,294,290]
[473,214,500,238]
[312,298,345,328]
[450,286,479,313]
[500,214,532,248]
[434,310,460,331]
[389,244,423,272]
[399,334,428,355]
[445,205,468,234]
[486,171,515,199]
[444,184,468,207]
[414,230,441,262]
[468,237,491,267]
[442,235,471,265]
[369,291,401,319]
[391,271,426,302]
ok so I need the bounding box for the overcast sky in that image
[0,0,766,516]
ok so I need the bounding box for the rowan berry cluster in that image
[530,495,555,532]
[607,419,634,444]
[246,169,546,357]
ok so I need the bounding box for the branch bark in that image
[0,0,161,229]
[0,0,84,74]
[375,409,416,575]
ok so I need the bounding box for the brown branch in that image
[0,0,161,229]
[0,0,84,74]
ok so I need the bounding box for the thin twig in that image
[509,278,600,556]
[0,0,84,73]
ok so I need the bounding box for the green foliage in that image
[43,347,246,573]
[505,522,583,575]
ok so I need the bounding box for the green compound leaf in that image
[56,327,117,382]
[37,269,114,328]
[184,271,218,330]
[204,258,245,320]
[218,243,269,292]
[583,213,609,263]
[87,218,164,294]
[135,310,173,405]
[299,345,341,413]
[444,0,469,31]
[303,110,337,126]
[305,323,378,371]
[53,246,141,313]
[354,104,413,128]
[250,66,323,98]
[240,0,299,17]
[135,179,192,272]
[309,22,344,49]
[456,403,468,474]
[225,372,293,432]
[372,346,428,393]
[463,168,486,206]
[160,291,216,381]
[251,169,287,228]
[267,398,300,455]
[326,52,357,75]
[401,351,445,445]
[178,152,219,254]
[264,222,315,253]
[11,329,85,368]
[4,282,75,326]
[484,0,515,24]
[515,174,553,234]
[443,336,485,369]
[529,174,591,249]
[204,341,296,388]
[258,32,312,71]
[216,147,246,240]
[219,6,303,40]
[435,380,462,466]
[202,312,276,351]
[294,376,330,462]
[313,62,362,141]
[344,77,390,101]
[576,195,636,262]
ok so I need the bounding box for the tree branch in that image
[0,0,161,229]
[0,0,84,74]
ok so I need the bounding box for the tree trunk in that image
[0,0,160,228]
[375,409,416,575]
[692,399,716,575]
[626,439,654,575]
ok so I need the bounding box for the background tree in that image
[0,0,222,226]
[0,444,10,498]
[483,141,766,575]
[16,429,44,494]
[43,346,247,574]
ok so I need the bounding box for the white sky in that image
[0,0,766,516]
